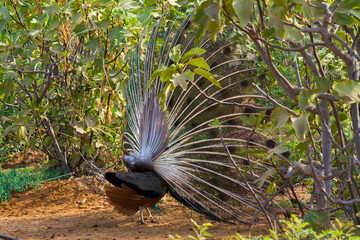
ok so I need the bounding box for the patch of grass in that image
[0,166,65,202]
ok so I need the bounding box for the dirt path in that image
[0,177,269,240]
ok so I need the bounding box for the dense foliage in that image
[0,166,64,202]
[1,0,360,234]
[0,0,140,174]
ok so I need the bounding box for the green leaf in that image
[193,0,211,46]
[298,88,323,110]
[334,79,360,103]
[150,66,167,80]
[204,2,221,23]
[338,112,347,121]
[81,55,95,65]
[208,20,223,42]
[0,77,15,102]
[267,182,277,195]
[262,28,275,38]
[44,4,60,18]
[268,4,285,39]
[194,68,221,88]
[274,0,287,10]
[284,25,304,43]
[271,107,289,131]
[331,0,360,19]
[333,12,354,25]
[255,169,275,187]
[209,118,221,127]
[240,114,256,126]
[186,58,210,70]
[85,114,97,128]
[0,6,10,22]
[171,70,194,90]
[97,19,111,31]
[314,76,332,92]
[3,125,19,137]
[181,48,206,63]
[138,6,154,23]
[233,0,254,28]
[50,43,64,54]
[169,44,182,63]
[304,209,328,230]
[16,126,27,142]
[292,114,309,142]
[158,82,172,111]
[255,110,267,126]
[160,67,177,83]
[63,0,75,10]
[298,0,324,22]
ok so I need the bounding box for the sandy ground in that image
[0,177,270,240]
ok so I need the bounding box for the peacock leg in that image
[147,208,155,222]
[139,206,145,224]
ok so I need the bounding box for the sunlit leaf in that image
[160,67,177,83]
[16,126,27,141]
[334,79,360,103]
[169,44,182,63]
[209,118,221,127]
[186,58,210,70]
[267,182,277,195]
[171,70,194,90]
[298,88,323,110]
[194,68,221,88]
[181,48,206,63]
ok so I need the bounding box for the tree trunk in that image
[43,118,71,175]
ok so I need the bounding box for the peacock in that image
[104,13,289,225]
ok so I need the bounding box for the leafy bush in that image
[169,216,360,240]
[0,166,65,202]
[0,127,25,165]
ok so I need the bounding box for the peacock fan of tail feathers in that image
[104,13,291,225]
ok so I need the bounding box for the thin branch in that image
[105,49,124,64]
[108,60,128,79]
[257,37,326,52]
[0,99,19,109]
[8,0,28,32]
[0,64,48,75]
[252,83,299,117]
[281,20,323,33]
[330,33,360,61]
[292,56,302,87]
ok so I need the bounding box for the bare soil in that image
[0,176,270,240]
[1,150,46,169]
